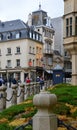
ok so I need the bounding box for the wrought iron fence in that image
[14,118,77,130]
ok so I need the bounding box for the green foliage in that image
[0,123,15,130]
[22,108,37,118]
[0,83,77,129]
[49,83,77,106]
[52,103,71,115]
[0,101,34,120]
[71,110,77,119]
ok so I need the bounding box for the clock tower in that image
[63,0,77,85]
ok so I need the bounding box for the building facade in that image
[0,19,43,83]
[52,16,72,80]
[0,5,65,84]
[27,4,64,80]
[51,17,64,56]
[63,0,77,85]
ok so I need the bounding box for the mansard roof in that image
[0,19,28,33]
[32,9,47,14]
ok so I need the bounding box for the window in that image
[33,47,35,54]
[16,32,21,39]
[33,59,35,66]
[39,35,42,41]
[75,17,77,35]
[36,47,38,53]
[16,59,20,66]
[36,59,39,66]
[30,32,32,38]
[48,58,52,65]
[64,51,68,57]
[0,34,3,40]
[43,57,46,65]
[7,48,11,54]
[36,34,39,40]
[33,33,35,39]
[29,46,31,53]
[66,17,72,37]
[28,59,32,66]
[16,47,20,54]
[6,32,12,40]
[7,60,11,67]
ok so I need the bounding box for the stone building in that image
[52,16,72,80]
[0,5,64,83]
[0,19,43,82]
[27,4,64,79]
[63,0,77,85]
[51,17,64,56]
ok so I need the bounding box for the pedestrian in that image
[40,77,44,90]
[0,77,4,86]
[26,77,31,83]
[36,76,40,82]
[12,78,17,84]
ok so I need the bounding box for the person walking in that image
[0,77,4,86]
[12,78,18,84]
[26,77,31,83]
[40,77,44,90]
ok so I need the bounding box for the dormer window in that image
[6,32,12,40]
[0,34,3,40]
[16,32,21,39]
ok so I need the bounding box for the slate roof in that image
[32,9,47,14]
[0,19,28,33]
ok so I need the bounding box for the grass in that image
[48,83,77,106]
[0,83,77,129]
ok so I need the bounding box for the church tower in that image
[63,0,77,85]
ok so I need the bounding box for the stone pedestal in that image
[33,90,57,130]
[11,84,17,105]
[0,84,7,111]
[19,84,25,102]
[26,83,30,97]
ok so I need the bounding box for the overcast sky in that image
[0,0,64,22]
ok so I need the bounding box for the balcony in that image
[43,49,53,55]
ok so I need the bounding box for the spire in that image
[39,2,41,10]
